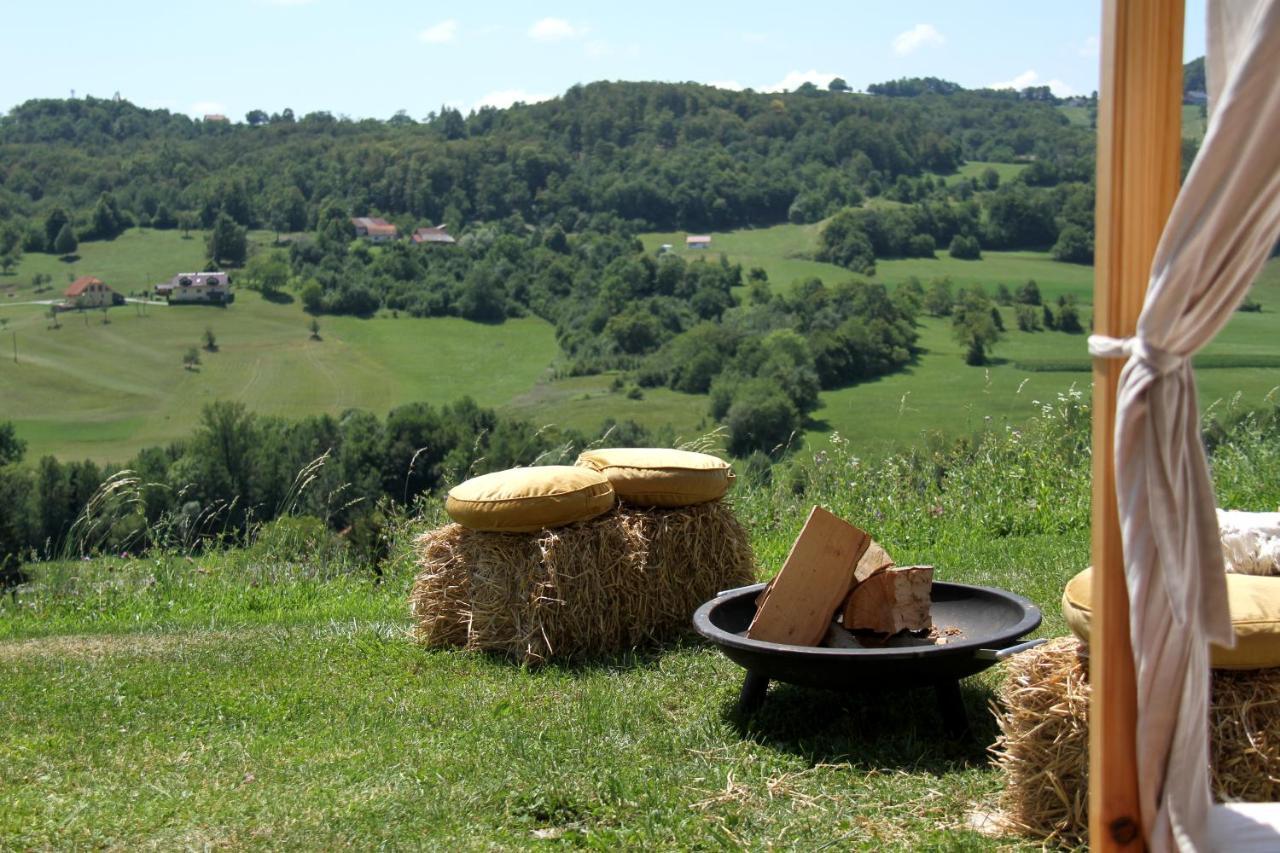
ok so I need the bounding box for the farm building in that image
[686,235,712,249]
[64,276,122,309]
[411,225,456,246]
[351,217,399,242]
[155,272,234,304]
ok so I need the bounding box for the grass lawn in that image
[944,161,1028,185]
[5,371,1276,849]
[0,476,1088,850]
[0,229,560,463]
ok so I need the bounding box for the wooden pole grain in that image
[1089,1,1184,849]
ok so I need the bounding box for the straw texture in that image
[410,500,755,663]
[990,636,1280,847]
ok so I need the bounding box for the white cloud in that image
[987,70,1076,96]
[190,100,227,117]
[742,32,767,44]
[474,89,553,111]
[988,69,1040,90]
[419,19,458,44]
[762,70,839,93]
[708,80,744,91]
[529,17,587,41]
[893,23,944,56]
[1079,35,1100,58]
[585,40,611,58]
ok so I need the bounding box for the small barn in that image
[411,225,456,246]
[686,235,712,249]
[64,276,119,309]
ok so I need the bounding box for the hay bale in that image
[410,500,755,663]
[990,636,1280,847]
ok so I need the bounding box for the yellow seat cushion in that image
[1062,567,1280,670]
[575,448,734,508]
[445,466,614,533]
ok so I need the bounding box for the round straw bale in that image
[989,636,1280,847]
[410,499,756,663]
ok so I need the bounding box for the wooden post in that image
[1090,0,1184,849]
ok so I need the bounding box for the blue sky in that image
[2,1,1207,121]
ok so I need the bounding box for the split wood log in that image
[842,565,934,635]
[854,539,895,584]
[747,506,871,646]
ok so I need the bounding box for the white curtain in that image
[1087,1,1280,849]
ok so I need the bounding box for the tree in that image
[1015,304,1042,331]
[0,422,26,466]
[52,223,78,257]
[46,307,60,329]
[89,192,127,240]
[183,347,201,370]
[952,290,1002,365]
[1052,224,1094,264]
[828,77,851,93]
[245,109,269,126]
[309,318,321,340]
[152,203,176,230]
[980,167,1000,190]
[1015,279,1042,305]
[203,327,218,352]
[1055,295,1084,333]
[995,283,1013,305]
[43,208,70,251]
[178,212,197,238]
[300,281,324,314]
[207,212,247,266]
[722,378,800,456]
[923,278,955,316]
[948,233,982,260]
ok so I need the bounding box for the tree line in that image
[0,403,666,571]
[0,78,1092,264]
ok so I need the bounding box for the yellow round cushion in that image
[1062,567,1280,670]
[445,466,615,533]
[575,448,734,508]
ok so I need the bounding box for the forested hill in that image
[0,80,1091,237]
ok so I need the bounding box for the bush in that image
[723,378,800,457]
[948,233,982,260]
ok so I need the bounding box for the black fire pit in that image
[693,581,1043,736]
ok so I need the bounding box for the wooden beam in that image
[1089,1,1184,850]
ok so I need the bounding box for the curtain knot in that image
[1088,334,1186,375]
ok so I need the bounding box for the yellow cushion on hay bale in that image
[575,448,734,508]
[445,466,614,533]
[1062,567,1280,669]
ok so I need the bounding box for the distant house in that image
[351,217,399,242]
[686,235,712,249]
[64,276,121,309]
[411,225,456,246]
[203,114,230,123]
[155,272,234,304]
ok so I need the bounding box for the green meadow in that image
[3,225,1277,464]
[641,222,1280,455]
[0,229,559,461]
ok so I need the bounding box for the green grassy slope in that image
[640,222,1280,455]
[0,230,559,462]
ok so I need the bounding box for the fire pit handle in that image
[975,638,1047,661]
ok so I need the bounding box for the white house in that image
[155,272,234,304]
[686,235,712,249]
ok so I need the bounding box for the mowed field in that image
[3,224,1277,463]
[0,230,560,461]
